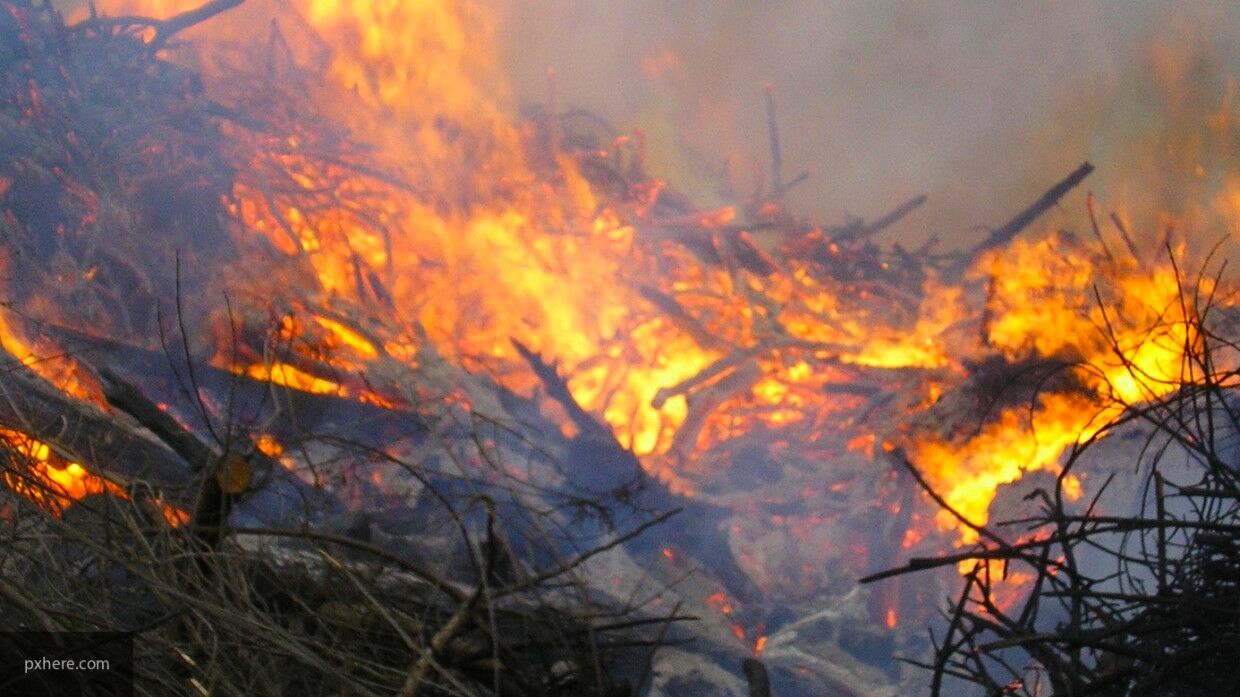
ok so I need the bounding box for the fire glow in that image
[3,0,1240,635]
[0,428,120,512]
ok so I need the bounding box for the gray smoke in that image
[496,1,1240,250]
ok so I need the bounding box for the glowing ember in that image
[705,591,735,616]
[255,434,285,459]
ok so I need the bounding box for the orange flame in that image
[0,428,185,525]
[50,1,1240,619]
[0,428,120,510]
[910,237,1194,541]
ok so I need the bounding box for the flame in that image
[81,1,962,482]
[112,0,971,476]
[968,559,1038,612]
[0,428,120,510]
[0,307,98,403]
[246,361,345,396]
[909,236,1195,541]
[255,434,285,459]
[30,0,1236,621]
[193,0,719,462]
[0,428,185,525]
[313,316,379,359]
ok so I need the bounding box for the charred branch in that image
[743,657,773,697]
[0,353,190,491]
[765,85,784,200]
[831,194,928,243]
[952,161,1094,275]
[70,0,245,48]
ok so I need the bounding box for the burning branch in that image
[870,261,1240,695]
[0,351,189,491]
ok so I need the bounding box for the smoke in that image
[71,0,1240,251]
[495,1,1240,250]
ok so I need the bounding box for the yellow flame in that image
[0,428,118,509]
[246,361,345,396]
[78,3,1240,559]
[912,237,1195,541]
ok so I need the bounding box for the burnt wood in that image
[0,353,191,492]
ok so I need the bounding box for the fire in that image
[113,0,969,475]
[911,394,1094,540]
[909,235,1197,541]
[254,434,285,459]
[198,0,719,461]
[246,361,345,396]
[76,2,962,494]
[0,307,99,403]
[313,316,379,359]
[0,427,189,526]
[0,428,120,511]
[16,0,1234,631]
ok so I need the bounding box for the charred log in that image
[0,352,190,490]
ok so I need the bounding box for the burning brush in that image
[0,0,1239,695]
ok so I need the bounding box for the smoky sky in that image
[70,0,1240,251]
[497,1,1240,249]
